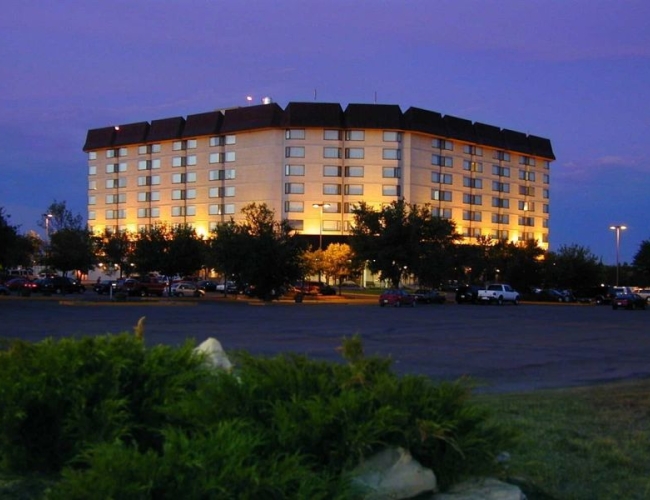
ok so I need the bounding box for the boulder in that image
[193,337,233,371]
[432,477,524,500]
[351,446,437,499]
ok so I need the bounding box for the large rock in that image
[193,337,233,371]
[351,446,437,499]
[432,477,525,500]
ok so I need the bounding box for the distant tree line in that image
[3,200,650,296]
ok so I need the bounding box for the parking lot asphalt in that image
[1,294,648,394]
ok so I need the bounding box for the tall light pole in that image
[43,213,53,241]
[609,224,627,286]
[312,202,330,250]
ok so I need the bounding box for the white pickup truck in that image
[477,284,520,305]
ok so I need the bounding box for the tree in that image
[544,244,604,291]
[212,203,306,300]
[95,229,134,278]
[350,200,460,288]
[633,240,650,286]
[40,200,84,232]
[321,243,360,292]
[132,225,169,277]
[163,225,206,279]
[0,208,21,273]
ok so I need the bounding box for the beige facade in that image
[84,102,554,249]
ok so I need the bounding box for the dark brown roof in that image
[147,117,185,142]
[221,103,284,133]
[281,102,344,128]
[344,104,403,129]
[83,102,555,160]
[183,111,223,138]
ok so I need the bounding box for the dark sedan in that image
[36,276,86,295]
[413,289,446,304]
[612,293,647,310]
[455,285,481,304]
[93,280,117,295]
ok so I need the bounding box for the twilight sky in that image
[2,0,648,264]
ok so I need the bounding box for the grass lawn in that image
[477,379,650,500]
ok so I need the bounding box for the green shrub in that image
[0,333,514,495]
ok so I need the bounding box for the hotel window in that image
[492,165,510,177]
[543,174,550,184]
[89,180,97,190]
[138,191,160,202]
[494,229,509,240]
[518,216,535,227]
[383,131,401,142]
[88,195,96,205]
[519,170,536,181]
[463,194,482,205]
[209,169,235,180]
[463,177,482,189]
[323,202,341,213]
[88,165,96,175]
[323,165,342,177]
[383,167,401,178]
[519,232,535,241]
[323,147,342,158]
[172,157,186,167]
[172,205,196,217]
[543,219,549,228]
[463,145,483,156]
[492,197,510,209]
[209,186,235,198]
[432,155,453,167]
[88,152,97,160]
[492,181,510,193]
[137,207,160,218]
[106,163,127,173]
[519,156,536,166]
[464,228,481,238]
[345,148,364,159]
[285,164,305,176]
[345,130,365,141]
[463,160,483,172]
[138,144,161,154]
[432,207,452,218]
[285,129,305,140]
[543,160,550,169]
[323,184,342,195]
[382,149,401,160]
[463,210,482,222]
[284,183,304,194]
[543,204,549,214]
[431,172,452,184]
[492,214,510,224]
[88,211,96,220]
[106,193,126,204]
[518,201,535,211]
[171,172,196,184]
[519,186,535,196]
[323,129,342,140]
[105,209,126,220]
[105,148,127,158]
[345,184,364,195]
[543,189,549,199]
[323,220,342,231]
[382,185,401,197]
[105,178,126,189]
[138,159,160,170]
[287,220,304,231]
[209,135,236,146]
[344,166,364,177]
[285,147,305,158]
[432,190,452,202]
[138,175,160,186]
[493,151,510,162]
[172,189,197,200]
[209,153,224,163]
[432,138,453,150]
[284,201,304,213]
[225,151,236,162]
[172,139,197,151]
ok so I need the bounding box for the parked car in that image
[455,285,481,304]
[477,284,520,305]
[5,277,39,293]
[0,284,9,295]
[379,289,416,307]
[636,289,650,303]
[534,288,575,303]
[574,285,626,305]
[215,281,240,294]
[197,280,218,292]
[413,289,446,304]
[170,282,205,297]
[36,276,86,294]
[93,280,117,295]
[612,293,647,310]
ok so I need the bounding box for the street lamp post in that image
[609,224,627,286]
[43,213,53,240]
[312,202,331,250]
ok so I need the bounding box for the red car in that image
[612,293,647,310]
[379,289,416,307]
[5,277,38,293]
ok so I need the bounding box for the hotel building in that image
[83,101,555,249]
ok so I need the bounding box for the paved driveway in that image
[1,296,648,393]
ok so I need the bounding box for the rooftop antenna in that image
[314,88,317,101]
